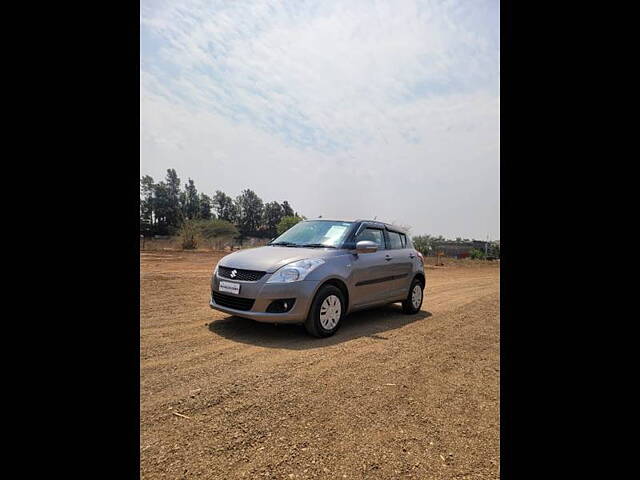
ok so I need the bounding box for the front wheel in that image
[304,285,345,337]
[402,278,424,314]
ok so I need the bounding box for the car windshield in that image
[270,220,354,248]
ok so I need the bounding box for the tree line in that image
[140,169,304,239]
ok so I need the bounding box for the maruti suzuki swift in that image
[209,219,425,337]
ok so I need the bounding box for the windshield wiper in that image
[268,241,300,247]
[299,243,337,249]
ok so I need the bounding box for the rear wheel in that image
[304,285,345,337]
[402,278,424,314]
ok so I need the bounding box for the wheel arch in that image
[413,272,426,288]
[316,277,350,312]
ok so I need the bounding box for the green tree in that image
[469,248,486,260]
[140,175,155,236]
[181,178,200,220]
[412,235,433,255]
[263,201,284,238]
[152,182,171,235]
[179,190,187,218]
[236,189,264,237]
[199,193,213,220]
[212,190,238,223]
[276,215,303,235]
[488,242,500,258]
[281,200,294,217]
[166,168,180,194]
[163,169,183,233]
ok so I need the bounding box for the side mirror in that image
[355,240,378,254]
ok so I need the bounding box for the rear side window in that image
[400,233,408,248]
[387,231,404,249]
[355,227,385,249]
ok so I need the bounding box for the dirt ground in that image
[141,251,500,479]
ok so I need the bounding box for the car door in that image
[383,230,414,299]
[349,225,395,307]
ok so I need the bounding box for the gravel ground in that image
[141,251,500,479]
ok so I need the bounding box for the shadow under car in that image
[207,303,432,350]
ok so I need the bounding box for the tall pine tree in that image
[281,200,294,217]
[199,193,213,220]
[263,201,284,238]
[236,189,264,237]
[140,175,155,235]
[181,178,200,220]
[164,169,183,232]
[213,190,238,223]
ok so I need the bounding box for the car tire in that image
[402,277,424,314]
[304,285,345,338]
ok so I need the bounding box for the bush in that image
[276,215,304,235]
[179,220,200,249]
[196,218,238,239]
[412,235,432,255]
[469,248,486,260]
[178,219,239,250]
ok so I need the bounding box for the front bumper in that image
[209,272,320,324]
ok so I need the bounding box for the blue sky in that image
[140,0,500,239]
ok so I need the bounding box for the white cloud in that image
[140,0,500,238]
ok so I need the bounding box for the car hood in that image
[218,246,338,273]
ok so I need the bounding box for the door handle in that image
[409,253,415,258]
[385,255,392,261]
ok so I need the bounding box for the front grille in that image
[212,291,255,311]
[218,266,266,282]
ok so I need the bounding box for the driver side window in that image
[355,227,385,249]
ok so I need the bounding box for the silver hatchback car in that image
[210,219,425,337]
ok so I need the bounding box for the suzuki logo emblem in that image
[230,269,237,278]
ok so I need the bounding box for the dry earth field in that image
[141,251,500,479]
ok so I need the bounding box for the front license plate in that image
[219,281,240,295]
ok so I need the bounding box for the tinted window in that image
[387,231,404,249]
[400,233,407,248]
[355,228,385,249]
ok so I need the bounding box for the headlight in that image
[266,258,325,283]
